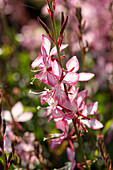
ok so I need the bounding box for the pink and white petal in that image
[62,72,79,86]
[58,91,67,105]
[56,119,69,133]
[2,110,12,122]
[35,72,48,84]
[31,55,43,68]
[50,44,68,56]
[81,118,103,130]
[41,46,47,65]
[60,44,68,52]
[49,46,57,56]
[50,138,63,149]
[62,98,77,113]
[82,102,98,116]
[66,56,79,72]
[48,115,53,122]
[67,147,76,170]
[76,90,88,108]
[43,106,53,117]
[68,86,79,102]
[47,72,56,87]
[53,84,66,105]
[17,112,33,122]
[64,113,74,120]
[52,108,64,119]
[79,72,94,81]
[12,102,24,118]
[52,60,62,78]
[77,101,85,111]
[41,34,51,56]
[62,98,72,110]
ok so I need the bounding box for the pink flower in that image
[61,87,103,130]
[43,55,94,104]
[50,119,69,149]
[16,132,36,166]
[31,34,68,86]
[66,56,94,82]
[49,119,76,151]
[3,102,33,122]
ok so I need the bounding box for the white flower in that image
[3,102,33,122]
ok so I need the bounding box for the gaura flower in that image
[31,34,68,86]
[61,86,103,130]
[3,102,33,122]
[48,119,76,151]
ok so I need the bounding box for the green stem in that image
[72,118,90,170]
[52,13,62,66]
[82,47,86,72]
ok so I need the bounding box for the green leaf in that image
[14,153,20,165]
[103,119,113,135]
[0,156,3,163]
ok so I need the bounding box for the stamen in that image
[29,89,45,95]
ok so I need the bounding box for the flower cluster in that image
[30,0,103,169]
[31,33,103,169]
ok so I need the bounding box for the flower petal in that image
[53,84,66,105]
[50,138,63,149]
[35,72,48,84]
[2,110,12,122]
[67,147,76,170]
[56,119,69,133]
[41,34,51,56]
[47,72,56,87]
[52,60,62,79]
[41,45,47,65]
[31,55,43,68]
[66,56,79,72]
[12,102,24,118]
[82,102,98,116]
[68,86,79,102]
[50,44,68,56]
[79,72,94,81]
[76,90,88,108]
[52,108,64,119]
[62,72,79,86]
[81,118,103,129]
[62,98,77,112]
[17,112,33,122]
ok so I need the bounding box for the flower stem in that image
[52,13,62,66]
[72,118,90,170]
[82,47,86,72]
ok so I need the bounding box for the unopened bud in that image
[76,6,82,24]
[37,17,50,35]
[61,12,64,27]
[3,119,6,135]
[11,136,18,154]
[60,16,68,35]
[34,141,42,159]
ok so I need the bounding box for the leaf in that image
[103,119,113,135]
[13,153,20,165]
